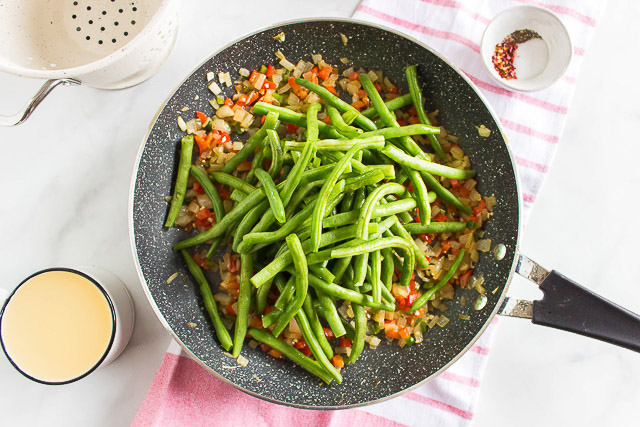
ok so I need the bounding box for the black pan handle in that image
[500,254,640,352]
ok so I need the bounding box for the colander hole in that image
[72,14,77,19]
[99,40,103,44]
[112,38,117,43]
[119,9,123,13]
[76,27,81,31]
[131,20,136,25]
[89,20,93,24]
[102,10,107,15]
[101,26,105,31]
[124,31,128,36]
[86,6,91,11]
[73,1,78,5]
[86,36,90,40]
[132,7,137,11]
[114,21,119,26]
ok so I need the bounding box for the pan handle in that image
[499,254,640,353]
[0,78,81,126]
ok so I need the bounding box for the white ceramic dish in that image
[480,5,572,92]
[0,0,179,126]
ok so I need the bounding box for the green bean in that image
[366,164,396,179]
[265,129,283,179]
[272,234,308,337]
[310,142,371,253]
[251,224,372,288]
[405,65,446,159]
[301,294,333,360]
[284,135,385,152]
[222,111,278,173]
[274,275,295,311]
[255,279,272,315]
[255,169,286,224]
[356,182,406,240]
[353,253,369,288]
[420,170,471,215]
[327,105,363,137]
[165,135,194,227]
[331,256,352,284]
[180,250,232,351]
[307,274,395,311]
[370,250,382,303]
[340,189,355,213]
[321,151,367,174]
[382,145,475,179]
[341,109,358,125]
[261,308,281,328]
[189,166,226,259]
[323,198,416,228]
[250,127,318,233]
[316,290,346,338]
[309,265,335,283]
[189,167,225,225]
[381,248,394,290]
[358,124,439,140]
[232,201,268,252]
[331,236,414,288]
[428,191,437,203]
[245,139,266,184]
[229,189,246,203]
[410,249,466,311]
[232,252,253,357]
[404,221,474,234]
[252,102,342,139]
[240,201,316,250]
[294,308,342,383]
[209,172,256,195]
[389,219,430,269]
[293,78,377,131]
[342,273,367,364]
[361,93,413,118]
[248,328,333,384]
[406,168,431,225]
[306,102,321,142]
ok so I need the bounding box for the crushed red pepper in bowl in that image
[491,29,542,80]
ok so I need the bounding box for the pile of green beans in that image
[166,63,479,384]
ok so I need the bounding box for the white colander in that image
[0,0,179,125]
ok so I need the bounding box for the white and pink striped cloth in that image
[133,1,604,425]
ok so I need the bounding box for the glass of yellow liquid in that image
[0,267,134,384]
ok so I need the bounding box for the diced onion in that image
[216,105,234,118]
[208,81,222,95]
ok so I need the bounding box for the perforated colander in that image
[0,0,179,125]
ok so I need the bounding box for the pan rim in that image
[128,16,523,409]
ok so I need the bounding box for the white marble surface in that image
[1,1,638,426]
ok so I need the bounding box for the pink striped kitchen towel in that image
[133,1,605,425]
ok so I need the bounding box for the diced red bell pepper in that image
[331,354,344,368]
[325,85,338,95]
[347,71,359,81]
[459,269,473,288]
[249,70,259,84]
[434,213,447,222]
[286,123,299,133]
[262,80,276,90]
[265,64,275,78]
[317,66,333,80]
[195,111,208,124]
[339,337,351,348]
[192,181,205,195]
[323,327,335,339]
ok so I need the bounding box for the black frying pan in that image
[129,19,640,409]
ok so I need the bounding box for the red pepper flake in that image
[492,36,518,80]
[492,29,542,80]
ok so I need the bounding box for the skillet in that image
[129,18,640,408]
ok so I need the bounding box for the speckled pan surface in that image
[130,19,520,408]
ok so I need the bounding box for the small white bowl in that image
[480,5,573,92]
